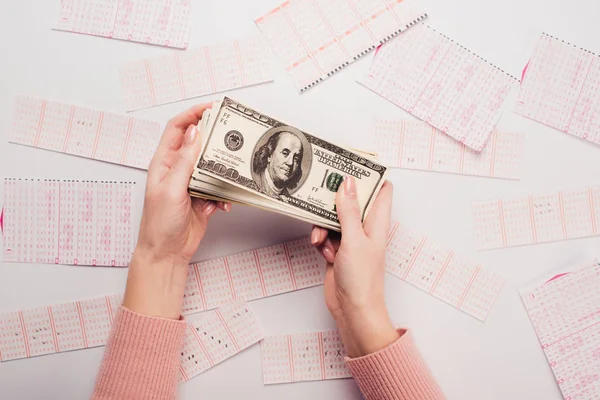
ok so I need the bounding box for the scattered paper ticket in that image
[360,24,518,152]
[516,33,600,147]
[54,0,193,49]
[2,179,135,267]
[0,295,263,384]
[473,187,600,250]
[261,330,351,384]
[521,261,600,399]
[189,97,388,231]
[372,119,524,179]
[179,299,264,382]
[255,0,427,92]
[119,36,274,111]
[11,96,161,170]
[0,294,123,361]
[182,237,325,314]
[387,221,504,321]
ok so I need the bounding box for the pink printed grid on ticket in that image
[54,0,193,49]
[515,34,600,147]
[372,119,524,179]
[255,0,427,92]
[11,96,162,170]
[0,294,123,361]
[473,187,600,250]
[521,261,600,399]
[2,179,135,267]
[119,36,274,111]
[360,24,518,152]
[387,221,504,321]
[179,299,263,382]
[261,330,351,384]
[0,295,263,383]
[182,237,325,314]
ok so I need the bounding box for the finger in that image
[320,241,336,263]
[319,237,340,263]
[364,181,394,246]
[191,198,218,217]
[311,226,328,246]
[217,201,232,212]
[148,104,211,179]
[169,124,203,189]
[336,176,364,243]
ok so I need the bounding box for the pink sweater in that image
[92,307,445,399]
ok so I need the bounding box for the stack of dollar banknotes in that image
[188,97,388,231]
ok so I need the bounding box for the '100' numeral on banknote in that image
[195,98,388,229]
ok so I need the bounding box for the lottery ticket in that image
[54,0,193,49]
[516,33,600,146]
[521,261,600,399]
[2,179,135,267]
[255,0,427,91]
[360,24,518,151]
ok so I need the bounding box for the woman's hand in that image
[311,178,399,357]
[123,105,230,320]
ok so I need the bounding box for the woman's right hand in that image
[311,178,400,358]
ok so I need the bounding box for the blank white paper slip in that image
[261,330,351,384]
[179,300,264,382]
[387,221,504,321]
[360,24,518,151]
[120,36,274,111]
[473,187,600,250]
[521,261,600,399]
[11,96,162,169]
[516,33,600,147]
[54,0,193,49]
[2,179,135,267]
[255,0,427,92]
[372,119,524,179]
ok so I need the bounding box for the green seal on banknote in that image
[326,172,344,192]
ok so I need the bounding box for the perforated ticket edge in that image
[255,0,428,92]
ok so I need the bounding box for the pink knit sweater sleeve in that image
[91,306,186,400]
[92,310,443,400]
[346,329,445,400]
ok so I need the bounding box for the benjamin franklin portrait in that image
[251,126,312,197]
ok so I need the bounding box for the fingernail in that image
[203,202,216,215]
[344,176,356,197]
[184,124,197,145]
[311,229,319,245]
[323,247,335,263]
[224,203,232,212]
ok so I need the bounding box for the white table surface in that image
[1,0,599,399]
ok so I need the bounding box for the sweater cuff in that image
[92,306,187,400]
[345,329,445,400]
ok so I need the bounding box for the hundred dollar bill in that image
[189,97,388,231]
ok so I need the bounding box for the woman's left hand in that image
[123,104,230,320]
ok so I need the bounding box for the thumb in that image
[171,124,202,188]
[335,176,365,243]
